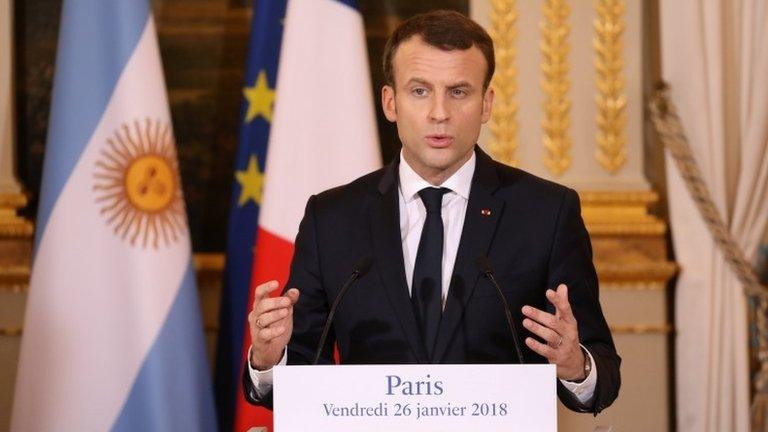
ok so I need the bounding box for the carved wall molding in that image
[593,0,628,174]
[610,323,672,335]
[602,283,667,292]
[580,190,667,236]
[540,0,572,176]
[0,193,34,238]
[488,0,519,167]
[596,261,677,284]
[0,265,29,292]
[0,194,27,208]
[193,252,225,271]
[0,327,22,337]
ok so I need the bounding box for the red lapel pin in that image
[481,209,492,216]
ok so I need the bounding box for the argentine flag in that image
[11,1,216,431]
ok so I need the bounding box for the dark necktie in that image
[411,187,449,361]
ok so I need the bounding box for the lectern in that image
[273,364,557,431]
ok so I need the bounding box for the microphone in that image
[312,257,373,365]
[475,256,526,364]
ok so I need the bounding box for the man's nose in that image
[428,94,449,122]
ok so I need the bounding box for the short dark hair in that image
[382,10,495,90]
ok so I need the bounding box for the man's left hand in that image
[521,284,586,381]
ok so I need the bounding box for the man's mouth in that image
[425,134,453,148]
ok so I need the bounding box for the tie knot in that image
[418,187,449,213]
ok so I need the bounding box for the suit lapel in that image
[432,148,505,363]
[370,158,429,363]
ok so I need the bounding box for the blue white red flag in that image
[232,0,381,430]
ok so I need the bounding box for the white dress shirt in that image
[399,149,473,304]
[249,151,597,403]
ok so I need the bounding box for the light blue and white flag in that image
[11,1,216,431]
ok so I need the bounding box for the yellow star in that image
[243,70,275,123]
[235,155,264,206]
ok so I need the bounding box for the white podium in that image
[273,364,557,431]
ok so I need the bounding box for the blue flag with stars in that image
[215,1,286,430]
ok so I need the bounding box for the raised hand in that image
[521,284,586,381]
[248,280,300,370]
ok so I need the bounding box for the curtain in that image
[659,1,768,431]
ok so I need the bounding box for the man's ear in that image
[382,85,397,122]
[481,86,494,124]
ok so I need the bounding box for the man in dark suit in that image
[243,10,620,415]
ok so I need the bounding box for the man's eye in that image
[412,88,427,96]
[452,89,467,97]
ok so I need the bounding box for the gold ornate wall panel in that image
[474,0,647,190]
[472,1,673,428]
[594,0,628,174]
[488,0,519,167]
[540,0,572,176]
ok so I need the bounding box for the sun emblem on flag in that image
[93,119,188,248]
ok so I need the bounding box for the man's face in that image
[382,36,494,183]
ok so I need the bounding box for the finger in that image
[255,295,292,315]
[545,286,566,314]
[257,325,287,342]
[549,284,575,322]
[546,286,578,340]
[253,280,280,308]
[525,337,555,361]
[257,307,291,328]
[283,288,301,304]
[521,305,561,331]
[523,318,560,345]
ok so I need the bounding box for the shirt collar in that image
[398,149,476,203]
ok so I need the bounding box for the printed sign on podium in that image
[273,364,556,431]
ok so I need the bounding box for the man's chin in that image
[424,147,472,167]
[423,157,467,174]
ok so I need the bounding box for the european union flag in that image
[215,1,287,430]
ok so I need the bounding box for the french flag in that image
[232,0,381,430]
[11,1,216,430]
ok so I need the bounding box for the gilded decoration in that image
[488,0,519,167]
[0,193,34,238]
[0,327,23,337]
[194,252,225,291]
[593,0,628,174]
[609,324,672,335]
[540,0,572,176]
[193,252,225,271]
[597,261,677,286]
[580,190,667,236]
[0,265,30,292]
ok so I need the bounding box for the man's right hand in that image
[248,280,300,371]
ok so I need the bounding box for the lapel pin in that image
[481,209,492,217]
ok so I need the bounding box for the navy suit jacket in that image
[243,147,620,414]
